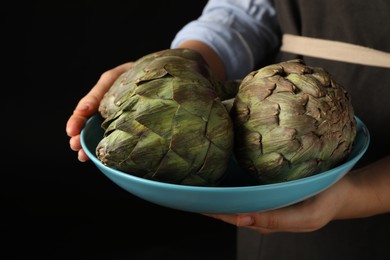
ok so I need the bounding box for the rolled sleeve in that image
[171,0,280,79]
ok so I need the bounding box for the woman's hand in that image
[66,62,134,162]
[206,156,390,234]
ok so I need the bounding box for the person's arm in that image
[206,155,390,233]
[178,40,227,80]
[339,155,390,218]
[171,0,280,80]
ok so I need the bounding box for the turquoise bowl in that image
[81,114,370,214]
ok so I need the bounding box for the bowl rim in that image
[81,114,370,192]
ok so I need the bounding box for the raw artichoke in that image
[231,59,357,184]
[96,48,234,186]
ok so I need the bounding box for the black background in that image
[3,1,236,259]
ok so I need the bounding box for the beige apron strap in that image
[281,34,390,68]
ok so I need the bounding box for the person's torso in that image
[238,1,390,259]
[274,0,390,165]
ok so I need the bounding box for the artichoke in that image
[96,48,234,186]
[231,59,357,184]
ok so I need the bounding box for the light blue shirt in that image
[170,0,280,79]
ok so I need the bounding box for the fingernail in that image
[238,215,254,226]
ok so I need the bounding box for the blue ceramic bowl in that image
[81,114,370,214]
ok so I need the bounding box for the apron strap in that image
[281,34,390,68]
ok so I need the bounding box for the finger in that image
[68,61,134,132]
[66,113,89,137]
[237,199,329,233]
[78,149,89,162]
[69,135,81,151]
[204,213,241,226]
[88,62,134,100]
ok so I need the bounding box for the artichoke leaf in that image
[188,142,232,186]
[172,78,215,119]
[239,78,276,101]
[96,130,137,168]
[289,132,322,164]
[280,59,311,74]
[253,152,289,182]
[206,100,234,150]
[253,64,283,78]
[286,74,326,98]
[261,127,300,155]
[267,92,308,116]
[128,130,169,173]
[134,98,177,139]
[170,106,210,172]
[311,67,331,86]
[278,113,317,134]
[136,67,169,83]
[104,112,146,137]
[134,78,173,100]
[285,160,320,181]
[152,149,191,183]
[273,75,297,93]
[305,95,332,121]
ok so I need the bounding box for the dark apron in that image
[237,1,390,259]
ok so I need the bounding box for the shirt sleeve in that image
[170,0,281,79]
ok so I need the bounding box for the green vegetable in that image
[231,59,357,184]
[96,49,234,186]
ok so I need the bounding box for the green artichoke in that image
[231,59,357,184]
[96,48,234,186]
